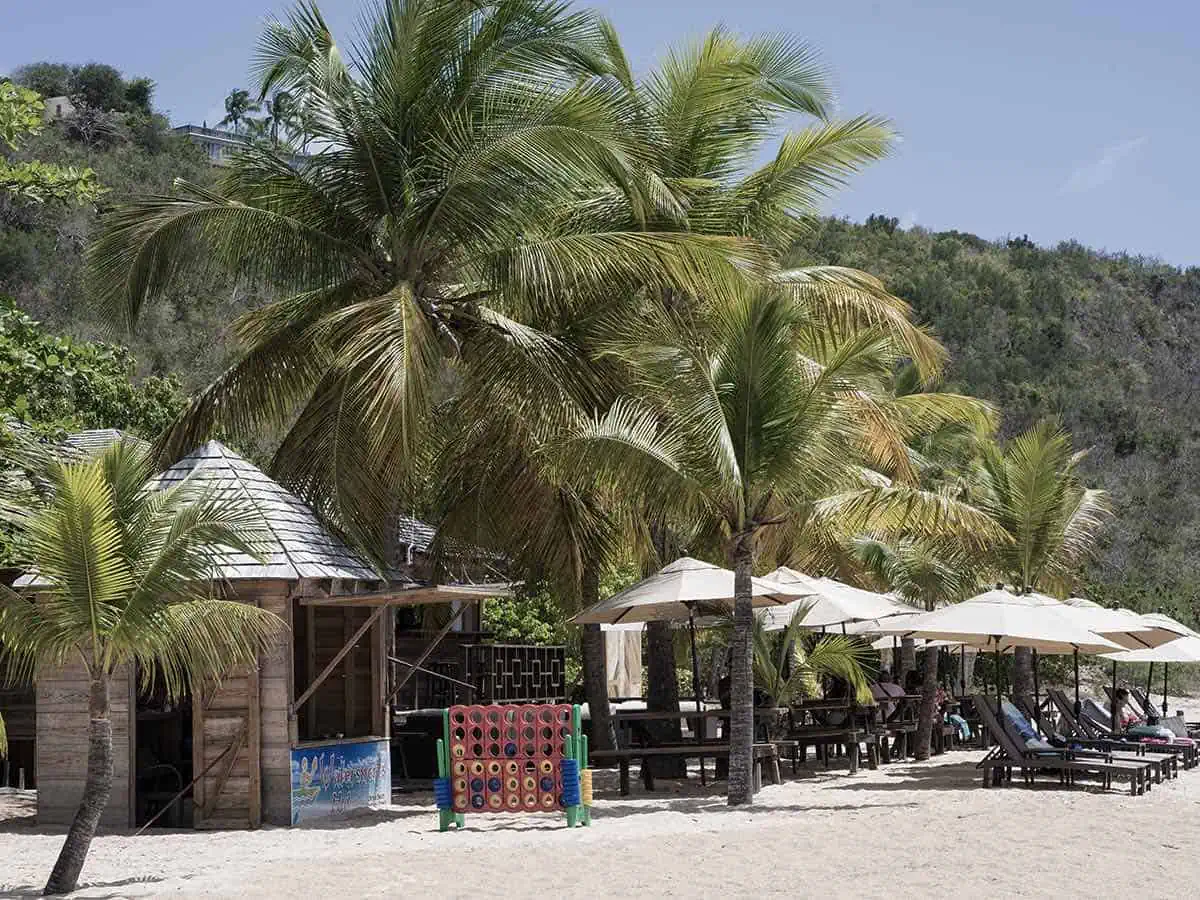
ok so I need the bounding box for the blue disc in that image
[504,742,518,757]
[540,776,555,792]
[487,777,502,792]
[470,777,484,793]
[471,793,485,809]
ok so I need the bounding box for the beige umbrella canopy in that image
[1103,635,1200,663]
[1061,598,1182,649]
[761,567,918,630]
[571,557,803,626]
[880,589,1122,655]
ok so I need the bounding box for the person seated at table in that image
[904,670,922,695]
[934,684,971,741]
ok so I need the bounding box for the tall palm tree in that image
[0,441,283,895]
[854,536,982,758]
[565,289,1002,805]
[973,421,1112,696]
[89,0,760,557]
[261,89,297,144]
[584,25,947,731]
[219,88,259,133]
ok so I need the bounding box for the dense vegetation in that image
[6,100,1196,625]
[791,219,1200,624]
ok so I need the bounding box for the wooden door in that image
[193,665,261,829]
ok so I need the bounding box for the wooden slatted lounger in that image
[974,697,1153,796]
[1047,689,1198,769]
[1013,694,1177,784]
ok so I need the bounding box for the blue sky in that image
[4,0,1197,264]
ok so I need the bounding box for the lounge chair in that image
[974,696,1152,795]
[1047,689,1197,769]
[1012,694,1176,783]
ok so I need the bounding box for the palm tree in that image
[566,288,1002,805]
[89,0,760,557]
[747,606,875,713]
[259,89,297,144]
[973,421,1112,697]
[219,88,259,134]
[0,441,283,895]
[854,536,981,758]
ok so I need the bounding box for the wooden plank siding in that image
[255,581,292,826]
[36,663,132,828]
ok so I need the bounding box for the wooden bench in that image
[591,743,781,796]
[780,727,878,773]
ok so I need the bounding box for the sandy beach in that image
[5,748,1200,899]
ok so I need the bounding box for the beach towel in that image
[1000,701,1055,751]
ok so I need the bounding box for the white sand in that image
[5,749,1200,899]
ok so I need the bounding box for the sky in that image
[4,0,1198,264]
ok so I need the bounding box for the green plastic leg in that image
[438,809,451,832]
[455,812,464,828]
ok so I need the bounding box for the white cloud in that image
[1060,137,1147,194]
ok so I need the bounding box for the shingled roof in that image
[150,441,387,581]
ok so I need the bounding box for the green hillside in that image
[791,217,1200,618]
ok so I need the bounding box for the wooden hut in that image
[30,440,508,829]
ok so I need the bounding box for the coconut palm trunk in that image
[1011,646,1034,698]
[44,674,113,895]
[914,649,940,761]
[899,637,917,685]
[727,540,756,806]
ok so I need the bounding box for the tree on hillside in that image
[11,62,72,99]
[219,88,258,133]
[89,0,761,558]
[67,63,127,112]
[1,80,103,204]
[0,440,283,895]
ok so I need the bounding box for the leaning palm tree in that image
[973,421,1112,697]
[0,441,283,895]
[565,289,1002,805]
[89,0,761,555]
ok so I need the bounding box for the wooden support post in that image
[290,604,386,718]
[386,604,468,706]
[344,609,355,735]
[305,604,316,739]
[247,665,261,829]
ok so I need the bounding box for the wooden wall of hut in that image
[35,664,133,828]
[193,580,292,828]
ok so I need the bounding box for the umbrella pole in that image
[1146,662,1154,710]
[687,610,706,787]
[960,645,965,697]
[1110,661,1118,733]
[1080,652,1089,724]
[1163,663,1169,717]
[994,646,1002,700]
[1032,649,1040,716]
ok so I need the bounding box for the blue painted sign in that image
[290,738,391,825]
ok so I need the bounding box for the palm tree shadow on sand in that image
[0,875,164,899]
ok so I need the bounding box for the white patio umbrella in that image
[572,557,806,713]
[1062,598,1182,649]
[1102,619,1200,719]
[760,567,917,630]
[879,588,1123,701]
